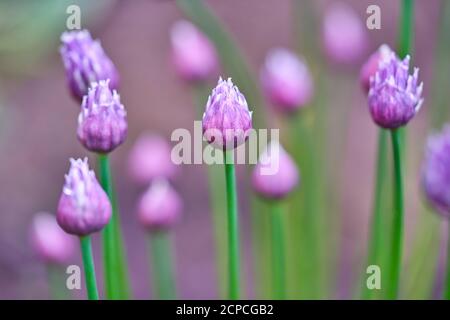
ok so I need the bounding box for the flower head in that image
[137,179,182,230]
[57,158,112,236]
[170,20,218,82]
[322,3,367,64]
[30,212,77,264]
[128,133,178,185]
[261,48,314,112]
[368,51,423,129]
[60,30,119,101]
[77,80,127,153]
[252,141,299,199]
[360,44,392,93]
[202,77,253,150]
[422,125,450,218]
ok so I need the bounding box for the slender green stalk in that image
[47,264,69,300]
[270,201,286,300]
[224,149,240,299]
[286,112,325,299]
[445,223,450,300]
[387,129,404,299]
[363,129,388,299]
[148,231,176,299]
[193,84,228,298]
[97,154,130,299]
[397,0,414,59]
[80,236,99,300]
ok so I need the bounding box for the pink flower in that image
[30,212,77,264]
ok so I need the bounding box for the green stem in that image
[224,149,240,299]
[397,0,414,59]
[148,231,176,299]
[80,236,99,300]
[47,264,69,300]
[97,154,130,299]
[445,223,450,300]
[270,201,286,300]
[363,129,388,299]
[193,84,228,298]
[387,129,404,299]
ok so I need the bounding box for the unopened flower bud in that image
[261,48,314,112]
[128,133,177,185]
[30,212,77,264]
[57,158,112,236]
[422,125,450,218]
[170,20,218,82]
[60,30,119,101]
[368,51,423,129]
[252,141,299,199]
[202,77,253,150]
[322,3,367,64]
[77,80,127,153]
[137,179,182,230]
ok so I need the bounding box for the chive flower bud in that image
[128,133,177,185]
[422,125,450,218]
[137,179,182,230]
[261,48,313,112]
[322,3,367,64]
[77,79,127,153]
[202,77,253,150]
[360,44,392,93]
[252,141,299,199]
[170,20,218,82]
[368,51,423,129]
[57,158,112,236]
[60,30,119,101]
[30,212,76,264]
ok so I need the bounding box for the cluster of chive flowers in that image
[29,4,450,301]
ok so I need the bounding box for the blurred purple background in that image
[0,0,444,299]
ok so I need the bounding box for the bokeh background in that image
[0,0,447,299]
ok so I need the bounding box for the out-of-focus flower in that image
[422,125,450,218]
[137,179,182,230]
[128,133,177,185]
[261,48,314,112]
[57,158,112,236]
[170,20,218,82]
[30,212,76,264]
[60,30,119,101]
[77,80,127,153]
[368,51,423,129]
[360,44,392,93]
[322,3,367,64]
[203,77,253,150]
[252,141,299,199]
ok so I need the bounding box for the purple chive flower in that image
[77,79,127,153]
[30,212,77,264]
[170,20,218,82]
[252,141,299,199]
[137,179,182,230]
[128,133,178,185]
[422,125,450,218]
[322,3,367,64]
[202,77,253,150]
[57,158,112,236]
[360,44,392,93]
[261,48,314,112]
[368,51,424,129]
[60,30,119,101]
